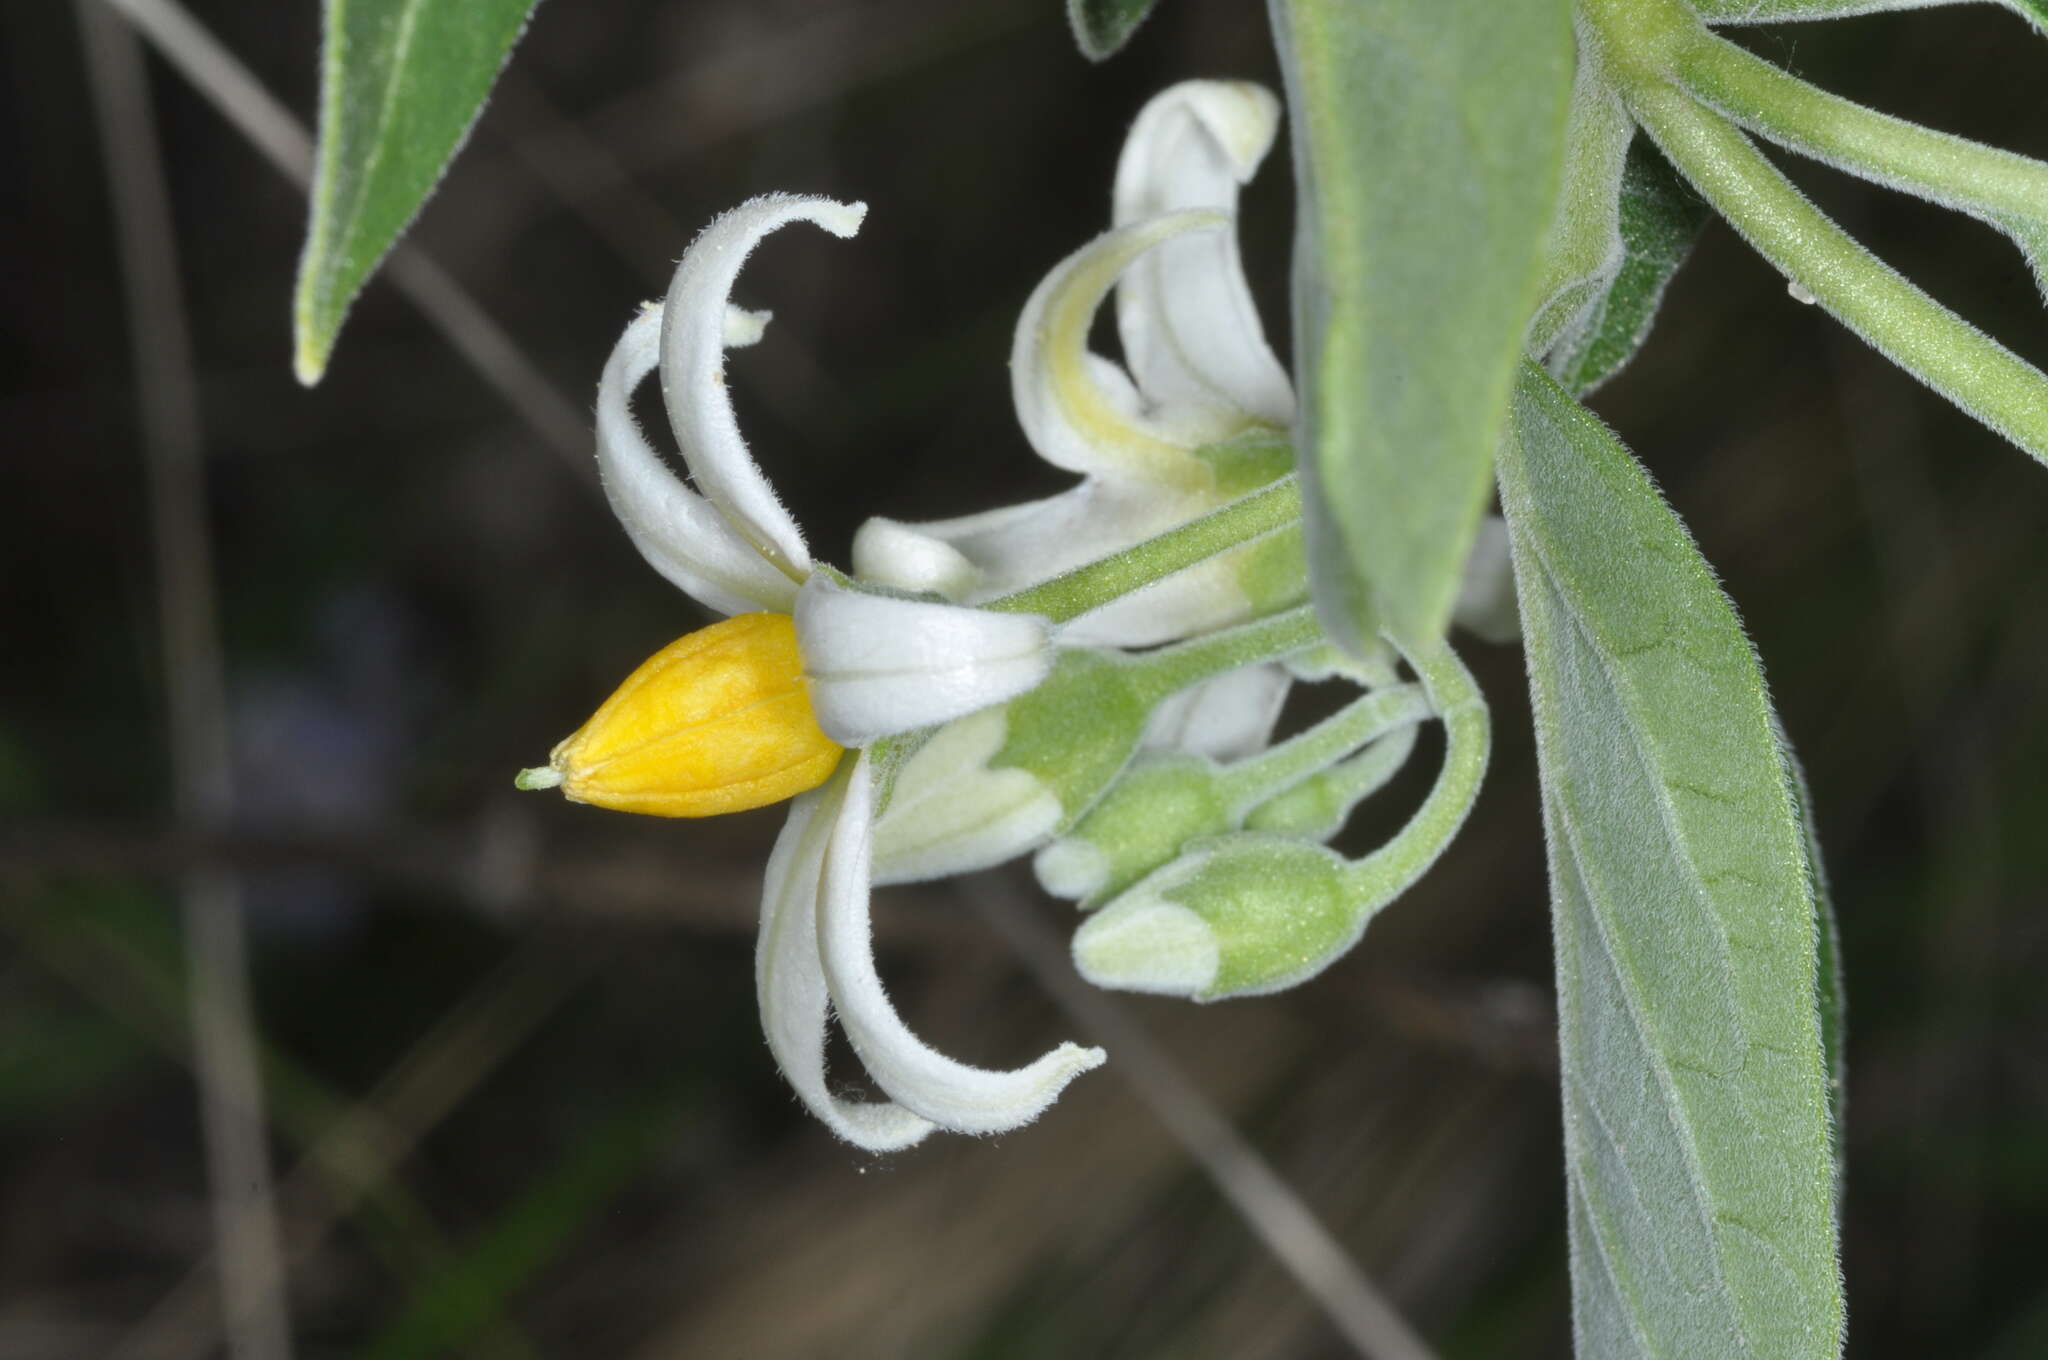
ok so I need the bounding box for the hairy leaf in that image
[1270,0,1573,651]
[1500,363,1844,1357]
[1548,139,1710,396]
[294,0,541,383]
[1067,0,1163,60]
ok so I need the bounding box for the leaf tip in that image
[1065,0,1159,62]
[293,328,331,388]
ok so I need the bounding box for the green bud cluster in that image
[1068,636,1490,1000]
[867,474,1493,1001]
[1034,682,1431,907]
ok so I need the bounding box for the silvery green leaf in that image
[1689,0,2047,36]
[1782,735,1847,1181]
[1499,362,1844,1357]
[1067,0,1164,60]
[1269,0,1572,650]
[1547,140,1710,396]
[294,0,542,383]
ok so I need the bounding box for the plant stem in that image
[1578,0,2048,465]
[987,476,1302,624]
[1338,638,1489,896]
[1216,684,1432,813]
[1670,29,2048,232]
[1125,605,1324,705]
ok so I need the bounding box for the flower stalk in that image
[1578,0,2048,465]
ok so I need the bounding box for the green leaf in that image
[1270,0,1572,651]
[294,0,542,384]
[1499,362,1844,1357]
[1782,736,1847,1185]
[1547,139,1709,396]
[1066,0,1163,60]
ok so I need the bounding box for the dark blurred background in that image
[2,0,2045,1355]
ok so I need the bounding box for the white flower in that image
[854,80,1299,759]
[594,193,1054,743]
[587,194,1101,1149]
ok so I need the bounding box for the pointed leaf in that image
[1067,0,1164,60]
[294,0,542,383]
[1499,362,1844,1357]
[1270,0,1572,650]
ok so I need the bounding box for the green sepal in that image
[1073,834,1363,1000]
[991,649,1157,825]
[1035,755,1234,908]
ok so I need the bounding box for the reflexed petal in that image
[794,574,1054,746]
[754,767,933,1150]
[1140,661,1291,760]
[1113,81,1294,426]
[661,193,868,580]
[818,753,1105,1132]
[596,308,800,615]
[1012,211,1249,484]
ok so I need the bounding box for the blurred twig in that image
[112,936,592,1360]
[94,0,596,480]
[971,872,1438,1360]
[0,817,1555,1077]
[77,5,291,1355]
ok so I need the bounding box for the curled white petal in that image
[755,768,933,1151]
[596,307,800,614]
[819,752,1105,1132]
[794,574,1054,746]
[1140,661,1291,760]
[1113,81,1294,427]
[661,193,867,580]
[1012,211,1247,484]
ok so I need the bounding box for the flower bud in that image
[1032,755,1232,907]
[871,647,1158,884]
[1071,835,1361,1001]
[518,613,843,817]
